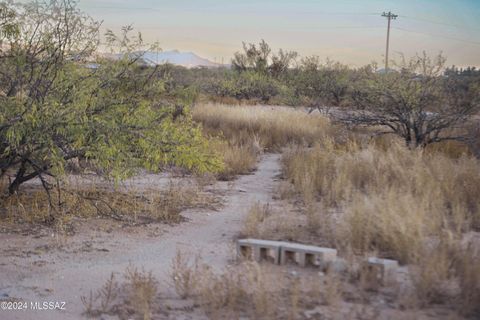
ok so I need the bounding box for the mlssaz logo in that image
[30,301,66,311]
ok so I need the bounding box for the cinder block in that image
[237,239,282,264]
[361,257,398,290]
[280,243,337,267]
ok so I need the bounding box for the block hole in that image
[240,246,252,259]
[305,253,319,267]
[260,247,275,263]
[284,250,296,264]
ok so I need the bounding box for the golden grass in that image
[212,138,259,180]
[283,140,480,257]
[193,103,338,151]
[276,138,480,315]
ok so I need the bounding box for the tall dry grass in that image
[193,103,337,151]
[194,103,339,179]
[211,138,259,180]
[283,140,480,260]
[279,139,480,315]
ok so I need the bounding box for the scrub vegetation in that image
[1,1,480,319]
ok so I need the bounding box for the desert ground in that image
[0,153,280,319]
[1,4,479,317]
[1,104,479,320]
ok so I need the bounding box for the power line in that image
[392,27,480,46]
[80,4,380,16]
[133,25,384,31]
[398,15,480,32]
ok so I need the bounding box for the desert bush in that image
[294,57,354,111]
[231,40,297,79]
[209,71,282,103]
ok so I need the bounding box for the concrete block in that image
[328,257,348,274]
[361,257,398,290]
[280,243,337,267]
[237,239,282,264]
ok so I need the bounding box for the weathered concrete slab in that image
[237,239,282,264]
[361,257,399,290]
[280,243,337,267]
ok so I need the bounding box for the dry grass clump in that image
[170,251,201,299]
[169,251,346,319]
[212,138,259,180]
[82,268,159,320]
[193,103,337,151]
[124,267,158,320]
[241,202,273,237]
[455,244,480,315]
[0,178,218,228]
[405,240,480,316]
[241,202,309,243]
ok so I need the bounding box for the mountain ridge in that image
[133,50,222,68]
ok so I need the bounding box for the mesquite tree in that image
[340,53,480,148]
[231,40,297,79]
[0,0,221,195]
[296,57,352,114]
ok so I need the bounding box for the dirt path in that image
[0,153,281,320]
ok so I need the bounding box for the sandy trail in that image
[0,154,281,320]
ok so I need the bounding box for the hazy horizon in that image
[79,0,480,68]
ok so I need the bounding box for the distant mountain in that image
[132,50,221,68]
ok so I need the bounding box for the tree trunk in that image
[8,161,27,195]
[8,161,40,195]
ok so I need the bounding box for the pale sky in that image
[78,0,480,67]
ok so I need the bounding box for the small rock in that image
[303,306,323,319]
[328,258,348,274]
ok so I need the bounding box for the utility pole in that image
[381,11,398,71]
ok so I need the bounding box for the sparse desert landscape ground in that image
[1,104,479,319]
[0,150,281,320]
[1,1,480,319]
